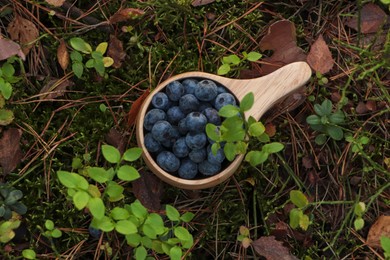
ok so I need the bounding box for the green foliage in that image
[217,51,262,75]
[57,145,194,259]
[206,92,284,167]
[236,226,252,248]
[0,213,21,243]
[22,249,37,259]
[69,38,114,78]
[353,202,366,231]
[306,99,346,145]
[381,236,390,259]
[0,183,27,220]
[43,220,62,238]
[345,134,370,154]
[0,58,20,126]
[315,71,329,86]
[288,190,311,231]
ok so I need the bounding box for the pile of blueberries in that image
[143,78,237,179]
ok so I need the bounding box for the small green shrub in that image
[217,52,262,76]
[0,183,27,220]
[0,57,20,125]
[289,190,311,231]
[353,202,366,231]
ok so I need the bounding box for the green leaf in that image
[218,105,240,118]
[88,167,110,183]
[380,236,390,253]
[246,52,262,62]
[329,111,345,124]
[94,59,105,76]
[69,37,92,54]
[115,220,137,235]
[126,233,141,247]
[88,184,101,198]
[239,226,250,236]
[72,62,84,78]
[315,134,327,145]
[222,129,246,142]
[180,212,195,223]
[51,229,62,238]
[306,115,321,125]
[354,217,364,231]
[85,59,95,68]
[169,246,182,260]
[96,42,108,54]
[5,190,23,204]
[289,208,303,229]
[11,202,27,215]
[257,133,270,143]
[152,240,164,254]
[224,142,237,161]
[135,246,147,260]
[248,122,265,137]
[91,51,104,60]
[103,57,114,67]
[57,171,77,188]
[144,213,165,235]
[111,207,130,220]
[354,202,366,216]
[22,249,36,259]
[70,50,82,62]
[0,109,14,125]
[217,64,231,75]
[211,142,220,156]
[45,220,55,230]
[245,150,268,167]
[235,141,247,154]
[142,223,157,239]
[299,214,310,231]
[162,242,172,255]
[73,190,90,210]
[0,80,12,99]
[106,181,124,200]
[102,145,121,163]
[174,226,192,241]
[240,92,254,112]
[88,197,105,219]
[130,200,148,219]
[91,216,115,232]
[71,157,83,169]
[327,125,343,140]
[117,165,140,181]
[262,142,284,154]
[74,174,89,190]
[166,205,180,221]
[123,147,143,162]
[141,236,153,249]
[290,190,308,208]
[228,54,241,65]
[206,124,220,141]
[2,63,15,77]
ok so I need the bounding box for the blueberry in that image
[167,106,185,125]
[166,81,185,101]
[151,120,173,143]
[214,92,237,110]
[198,160,221,176]
[188,148,207,163]
[207,145,225,164]
[152,92,170,111]
[144,133,162,153]
[194,80,218,101]
[89,226,102,238]
[182,79,198,94]
[178,159,198,179]
[160,127,180,148]
[156,151,180,172]
[172,137,190,158]
[217,85,228,94]
[178,118,188,135]
[203,107,221,125]
[179,94,200,114]
[185,112,207,133]
[199,102,212,112]
[185,132,207,149]
[144,109,167,131]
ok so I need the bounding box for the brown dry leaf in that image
[109,8,145,24]
[306,35,334,74]
[132,170,163,210]
[366,100,377,111]
[265,123,276,137]
[105,128,126,155]
[57,39,69,71]
[39,78,74,100]
[107,35,126,69]
[356,101,368,114]
[367,215,390,248]
[0,128,23,176]
[192,0,216,6]
[127,89,150,127]
[252,236,299,260]
[345,3,388,34]
[7,15,39,55]
[45,0,65,6]
[259,20,307,75]
[0,37,26,61]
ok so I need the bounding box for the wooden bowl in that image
[136,62,312,189]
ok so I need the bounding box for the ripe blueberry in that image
[214,92,237,110]
[178,159,198,179]
[144,109,166,131]
[166,81,185,101]
[156,151,180,172]
[195,80,218,101]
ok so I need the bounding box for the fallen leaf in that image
[355,101,368,114]
[109,8,145,24]
[107,35,126,69]
[39,78,74,100]
[192,0,216,6]
[265,123,276,137]
[7,15,39,55]
[345,3,388,34]
[0,37,26,61]
[366,215,390,248]
[302,156,313,169]
[57,39,69,71]
[306,35,334,74]
[105,128,126,155]
[366,100,377,111]
[259,20,307,75]
[0,128,23,175]
[127,89,150,127]
[45,0,65,6]
[132,169,163,210]
[252,236,299,260]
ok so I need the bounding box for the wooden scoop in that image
[136,61,312,189]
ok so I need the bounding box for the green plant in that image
[315,71,329,86]
[22,249,37,259]
[0,214,21,243]
[345,134,370,154]
[43,220,62,238]
[289,190,311,231]
[57,145,195,260]
[353,202,366,231]
[217,52,262,75]
[381,236,390,259]
[0,183,27,220]
[0,57,20,125]
[237,226,252,248]
[306,99,346,145]
[206,92,284,167]
[69,37,114,78]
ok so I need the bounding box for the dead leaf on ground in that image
[356,101,368,114]
[45,0,65,6]
[7,15,39,55]
[259,20,307,75]
[0,128,23,176]
[252,236,299,260]
[57,39,69,71]
[306,34,334,74]
[127,89,150,127]
[192,0,216,6]
[345,3,388,34]
[132,169,163,210]
[0,37,26,61]
[39,78,74,100]
[107,35,126,69]
[105,128,126,155]
[265,122,276,137]
[366,215,390,248]
[109,8,145,24]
